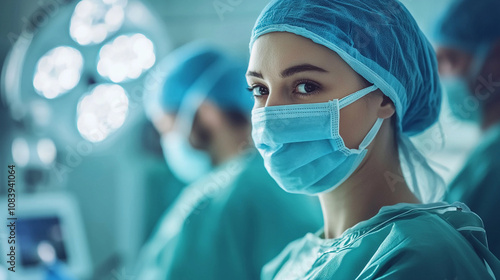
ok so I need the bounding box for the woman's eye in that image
[248,85,269,97]
[295,82,319,94]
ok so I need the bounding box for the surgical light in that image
[97,33,156,83]
[69,0,127,46]
[33,46,84,99]
[2,0,170,148]
[77,84,129,142]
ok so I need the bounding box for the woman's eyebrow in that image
[281,64,328,78]
[246,71,263,78]
[246,64,328,79]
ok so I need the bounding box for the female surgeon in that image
[246,0,500,279]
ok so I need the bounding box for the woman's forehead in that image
[248,32,354,78]
[251,32,334,59]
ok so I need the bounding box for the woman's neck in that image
[318,122,420,239]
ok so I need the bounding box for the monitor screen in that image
[17,216,68,267]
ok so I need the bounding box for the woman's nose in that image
[265,91,289,107]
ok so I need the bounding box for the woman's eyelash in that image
[246,80,321,97]
[247,85,269,96]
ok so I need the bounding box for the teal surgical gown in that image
[445,124,500,259]
[262,202,500,280]
[134,150,322,280]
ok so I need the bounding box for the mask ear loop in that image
[358,118,384,150]
[467,42,493,81]
[338,85,378,108]
[338,84,383,150]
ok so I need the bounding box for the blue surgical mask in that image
[441,77,481,122]
[251,85,383,195]
[161,131,212,184]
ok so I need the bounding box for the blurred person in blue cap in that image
[435,0,500,259]
[246,0,500,279]
[135,42,322,280]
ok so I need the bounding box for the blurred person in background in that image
[436,0,500,258]
[135,42,322,280]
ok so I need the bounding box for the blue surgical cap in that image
[152,42,253,117]
[250,0,442,136]
[435,0,500,53]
